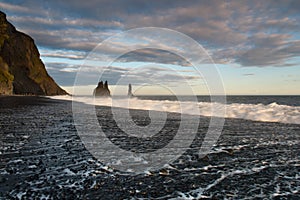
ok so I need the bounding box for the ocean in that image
[0,95,299,199]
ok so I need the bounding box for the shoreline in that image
[0,95,68,108]
[0,95,299,198]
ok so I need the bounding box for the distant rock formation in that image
[0,11,67,95]
[93,81,111,97]
[128,83,134,97]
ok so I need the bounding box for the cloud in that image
[45,60,200,87]
[7,15,123,29]
[18,28,110,51]
[117,49,192,66]
[1,0,300,69]
[40,49,87,60]
[0,2,32,13]
[236,35,300,67]
[45,63,78,86]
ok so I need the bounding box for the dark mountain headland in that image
[0,11,67,95]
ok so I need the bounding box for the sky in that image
[0,0,300,95]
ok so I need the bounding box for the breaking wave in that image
[50,95,300,125]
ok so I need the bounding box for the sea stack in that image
[128,83,134,97]
[93,81,111,97]
[0,11,67,95]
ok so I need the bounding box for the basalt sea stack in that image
[128,83,134,97]
[0,11,67,95]
[93,81,111,97]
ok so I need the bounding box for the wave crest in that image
[50,96,300,124]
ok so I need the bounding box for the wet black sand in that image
[0,96,65,108]
[0,96,299,199]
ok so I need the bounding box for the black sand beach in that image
[0,96,66,108]
[0,96,299,199]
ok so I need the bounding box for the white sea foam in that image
[50,95,300,124]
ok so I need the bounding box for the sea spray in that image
[50,95,300,124]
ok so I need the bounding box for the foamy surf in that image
[49,95,300,124]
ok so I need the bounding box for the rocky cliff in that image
[0,11,67,95]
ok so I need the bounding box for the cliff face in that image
[0,11,67,95]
